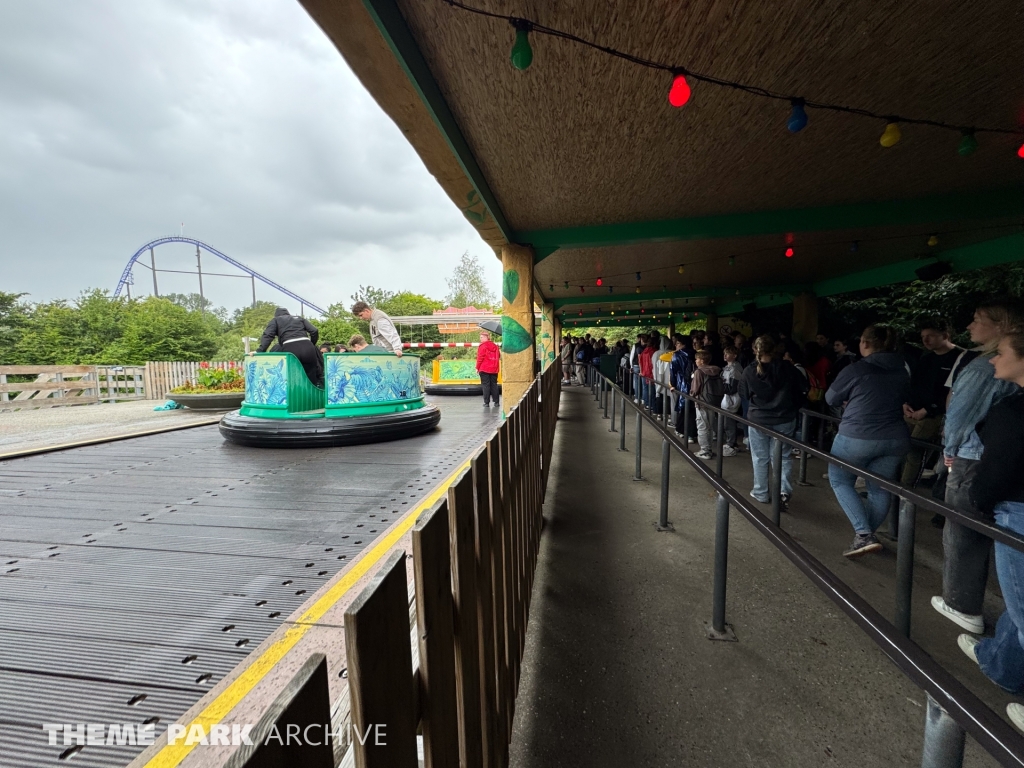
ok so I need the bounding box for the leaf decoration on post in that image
[501,316,532,354]
[502,269,520,304]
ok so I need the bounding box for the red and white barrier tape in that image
[402,342,500,348]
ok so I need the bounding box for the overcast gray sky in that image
[0,0,500,313]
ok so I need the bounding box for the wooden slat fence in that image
[144,360,240,400]
[339,360,560,768]
[96,366,147,402]
[0,365,99,408]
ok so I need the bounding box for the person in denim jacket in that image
[955,328,1024,732]
[932,298,1024,635]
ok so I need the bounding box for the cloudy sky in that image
[0,0,500,313]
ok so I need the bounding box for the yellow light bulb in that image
[880,122,901,148]
[677,265,684,274]
[635,287,640,293]
[927,235,939,247]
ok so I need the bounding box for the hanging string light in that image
[509,19,533,70]
[564,281,569,289]
[596,277,603,286]
[927,235,939,247]
[880,122,902,148]
[787,98,808,133]
[580,285,585,293]
[728,256,735,266]
[635,272,641,281]
[443,0,1024,158]
[635,287,641,293]
[677,264,685,274]
[668,70,691,107]
[849,241,859,253]
[958,131,978,157]
[785,247,795,258]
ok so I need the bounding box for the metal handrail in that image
[582,363,1024,767]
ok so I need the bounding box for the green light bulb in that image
[510,28,533,71]
[958,131,978,157]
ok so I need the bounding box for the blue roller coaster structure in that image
[115,237,327,316]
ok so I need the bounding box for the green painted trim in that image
[552,285,802,310]
[239,403,325,419]
[325,396,426,418]
[519,188,1024,250]
[533,246,559,264]
[360,0,513,243]
[814,232,1024,297]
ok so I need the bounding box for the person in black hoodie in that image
[826,325,911,557]
[256,307,323,386]
[958,329,1024,727]
[740,335,806,506]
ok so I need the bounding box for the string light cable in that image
[439,0,1024,154]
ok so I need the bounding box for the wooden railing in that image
[338,361,560,767]
[144,360,240,400]
[0,365,99,408]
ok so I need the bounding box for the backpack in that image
[700,371,725,405]
[575,348,586,361]
[805,366,825,403]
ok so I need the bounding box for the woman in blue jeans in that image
[957,330,1024,731]
[826,325,911,557]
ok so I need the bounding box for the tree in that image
[445,252,496,309]
[101,297,218,363]
[0,292,29,363]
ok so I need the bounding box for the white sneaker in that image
[931,596,984,634]
[696,450,714,460]
[855,476,867,490]
[958,634,980,664]
[749,490,769,504]
[1008,703,1024,733]
[722,445,739,457]
[822,473,830,480]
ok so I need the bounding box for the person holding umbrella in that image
[477,329,501,407]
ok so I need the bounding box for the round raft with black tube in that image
[220,351,440,448]
[422,358,502,396]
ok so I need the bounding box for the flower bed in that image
[169,361,243,395]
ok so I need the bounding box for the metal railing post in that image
[603,380,610,418]
[921,694,966,768]
[658,438,671,531]
[634,410,643,480]
[894,500,917,637]
[715,410,726,478]
[771,438,783,526]
[619,396,627,450]
[706,493,736,641]
[682,397,691,452]
[609,386,617,431]
[798,412,810,485]
[888,495,900,539]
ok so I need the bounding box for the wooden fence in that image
[144,360,240,400]
[0,365,100,408]
[340,360,560,768]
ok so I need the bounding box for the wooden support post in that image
[486,435,510,767]
[500,244,535,412]
[473,451,497,768]
[792,291,819,345]
[538,302,556,371]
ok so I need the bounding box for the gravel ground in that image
[0,400,224,454]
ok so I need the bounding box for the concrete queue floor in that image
[508,386,1011,768]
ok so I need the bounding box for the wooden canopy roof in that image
[300,0,1024,318]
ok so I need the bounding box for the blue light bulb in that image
[787,99,808,133]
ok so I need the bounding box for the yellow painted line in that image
[0,417,223,461]
[144,456,473,768]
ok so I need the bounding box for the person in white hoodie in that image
[720,346,744,456]
[653,335,673,416]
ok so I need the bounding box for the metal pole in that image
[610,387,617,431]
[658,438,671,530]
[921,694,966,768]
[634,410,643,480]
[126,281,131,300]
[251,274,256,308]
[799,412,810,484]
[888,495,900,539]
[150,247,159,296]
[196,246,205,316]
[619,396,627,450]
[895,500,917,637]
[712,493,730,633]
[771,437,783,526]
[682,396,691,452]
[715,410,726,477]
[663,391,670,426]
[603,379,610,419]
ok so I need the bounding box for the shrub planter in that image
[168,392,245,410]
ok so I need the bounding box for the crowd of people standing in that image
[559,297,1024,727]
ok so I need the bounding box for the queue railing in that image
[585,363,1024,768]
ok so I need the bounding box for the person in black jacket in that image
[255,307,323,386]
[740,335,806,506]
[958,329,1024,725]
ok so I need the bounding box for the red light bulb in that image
[785,247,794,258]
[596,277,603,286]
[1018,143,1024,159]
[668,72,691,108]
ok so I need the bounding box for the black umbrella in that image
[478,318,502,336]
